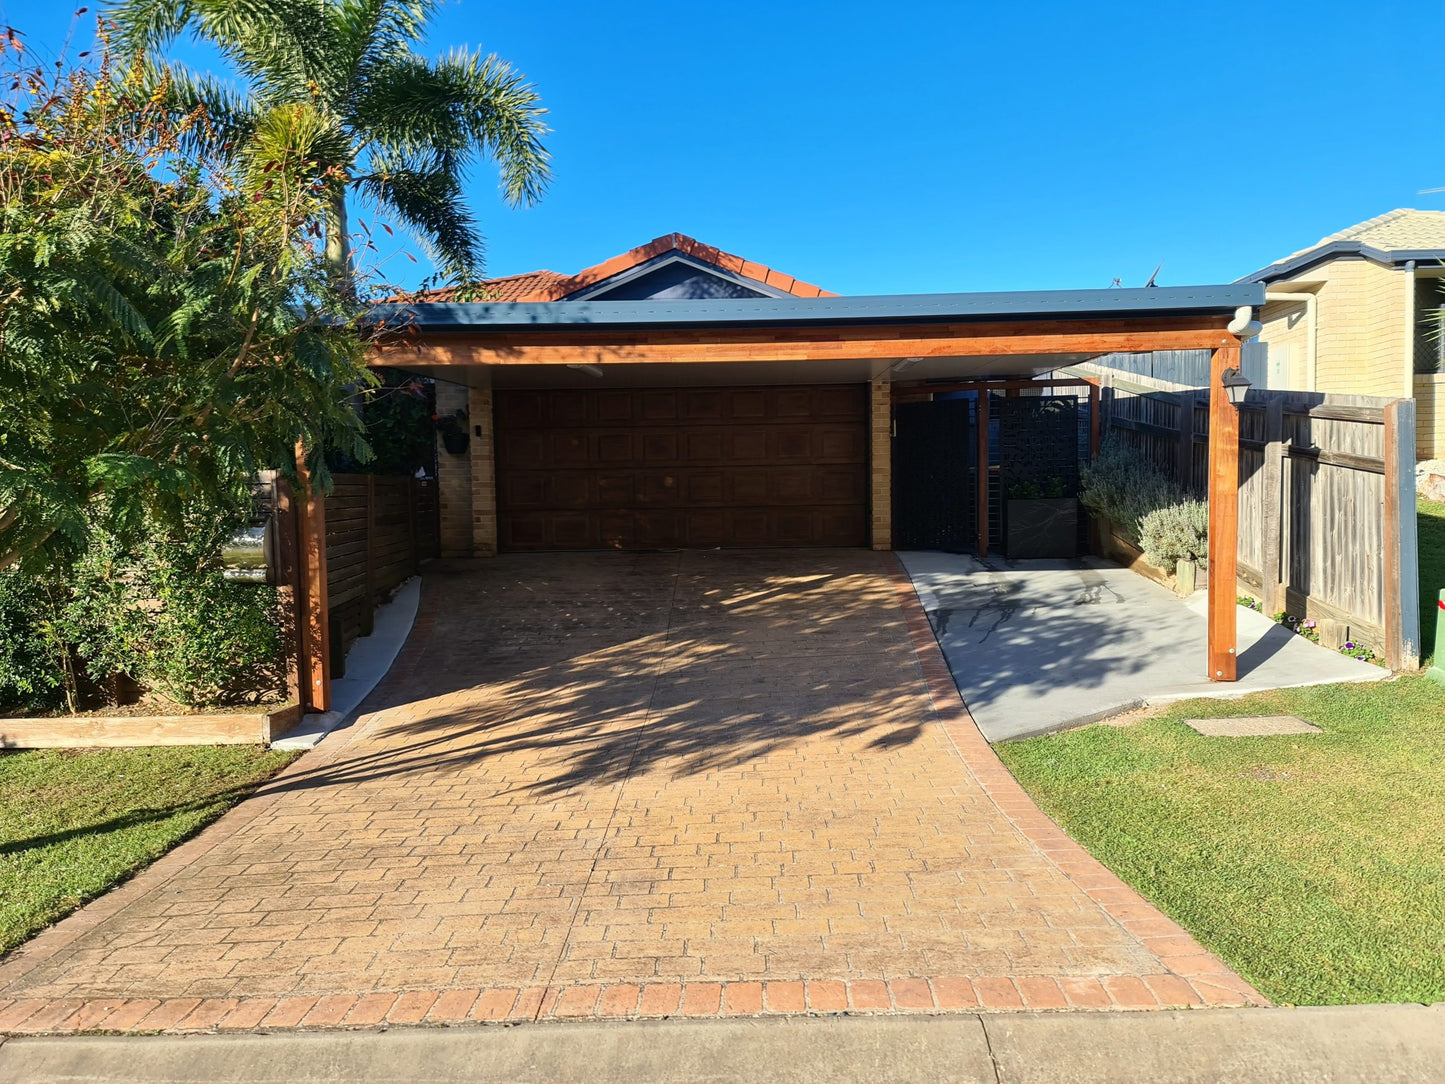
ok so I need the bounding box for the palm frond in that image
[354,154,482,282]
[354,47,550,206]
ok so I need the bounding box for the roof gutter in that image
[365,284,1265,334]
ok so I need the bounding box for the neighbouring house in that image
[1238,208,1445,457]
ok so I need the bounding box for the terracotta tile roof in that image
[1285,208,1445,260]
[407,233,836,302]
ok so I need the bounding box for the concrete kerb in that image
[273,577,421,751]
[1,1005,1443,1084]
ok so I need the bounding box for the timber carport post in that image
[365,282,1266,687]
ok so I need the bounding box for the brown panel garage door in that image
[495,384,868,550]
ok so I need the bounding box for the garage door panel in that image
[549,393,591,426]
[685,430,726,463]
[501,473,548,508]
[596,472,634,505]
[731,471,769,504]
[819,427,866,461]
[638,473,682,505]
[499,432,547,470]
[729,390,767,419]
[816,386,867,417]
[686,472,726,504]
[684,510,728,546]
[548,432,589,466]
[730,430,769,461]
[642,432,681,462]
[550,474,592,509]
[771,469,817,504]
[596,432,634,463]
[596,392,635,423]
[495,385,866,551]
[772,430,814,461]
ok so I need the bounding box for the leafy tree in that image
[0,38,372,574]
[106,0,551,290]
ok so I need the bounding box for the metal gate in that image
[891,397,976,551]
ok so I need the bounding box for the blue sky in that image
[10,1,1445,295]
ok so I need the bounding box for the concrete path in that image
[900,552,1388,742]
[0,552,1260,1035]
[2,1004,1441,1083]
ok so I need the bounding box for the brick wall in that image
[1416,373,1445,459]
[434,380,473,556]
[468,379,497,556]
[870,377,891,550]
[1304,260,1407,396]
[1256,297,1311,388]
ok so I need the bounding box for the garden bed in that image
[0,703,302,749]
[1096,519,1206,596]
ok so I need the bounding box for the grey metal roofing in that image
[366,283,1264,333]
[1239,240,1445,284]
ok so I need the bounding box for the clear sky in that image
[10,1,1445,295]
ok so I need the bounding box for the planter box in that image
[0,703,303,749]
[1096,521,1208,595]
[1006,498,1078,559]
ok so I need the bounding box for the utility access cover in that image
[1183,716,1321,737]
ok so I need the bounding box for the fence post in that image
[359,474,375,638]
[976,391,990,557]
[1176,391,1195,488]
[293,444,331,713]
[1260,396,1287,613]
[1384,398,1420,670]
[408,479,420,575]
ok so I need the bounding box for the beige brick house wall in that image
[1256,297,1311,388]
[1258,259,1408,397]
[870,377,891,550]
[1416,374,1445,459]
[433,379,473,557]
[468,380,497,556]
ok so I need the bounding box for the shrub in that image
[1080,439,1188,544]
[0,572,70,712]
[1139,500,1210,569]
[0,504,285,714]
[65,522,285,709]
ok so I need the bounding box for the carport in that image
[291,284,1266,709]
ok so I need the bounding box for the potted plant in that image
[434,408,469,455]
[1005,476,1077,559]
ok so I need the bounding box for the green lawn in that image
[997,676,1445,1006]
[0,745,297,956]
[1420,498,1445,666]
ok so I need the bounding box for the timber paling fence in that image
[1100,380,1420,669]
[324,474,439,669]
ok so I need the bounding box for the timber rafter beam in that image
[371,316,1238,369]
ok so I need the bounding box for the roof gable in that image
[406,233,836,303]
[567,253,790,301]
[1242,208,1445,283]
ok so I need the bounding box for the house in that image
[1238,208,1445,457]
[355,231,1262,683]
[372,232,1256,556]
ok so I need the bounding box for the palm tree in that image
[106,0,551,292]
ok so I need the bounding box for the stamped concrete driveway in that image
[0,552,1260,1034]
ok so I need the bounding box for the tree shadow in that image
[235,550,937,803]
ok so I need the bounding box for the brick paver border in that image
[0,556,1265,1036]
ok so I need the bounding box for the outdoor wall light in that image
[890,357,921,374]
[1220,367,1252,407]
[567,363,604,378]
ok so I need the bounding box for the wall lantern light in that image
[1220,367,1252,407]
